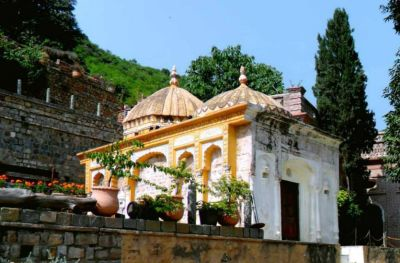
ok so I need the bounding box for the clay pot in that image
[160,195,184,222]
[218,210,240,226]
[91,186,119,217]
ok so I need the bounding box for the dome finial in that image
[169,65,179,87]
[239,66,248,85]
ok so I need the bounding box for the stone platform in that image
[0,207,338,262]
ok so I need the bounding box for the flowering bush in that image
[0,174,85,196]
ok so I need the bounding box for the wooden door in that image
[280,180,300,241]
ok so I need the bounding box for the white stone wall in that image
[135,154,171,198]
[251,114,340,244]
[208,148,223,202]
[236,125,253,182]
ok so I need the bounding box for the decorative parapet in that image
[361,132,386,160]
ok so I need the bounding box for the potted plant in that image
[197,201,220,225]
[87,140,148,216]
[211,175,251,226]
[152,159,194,221]
[127,194,158,220]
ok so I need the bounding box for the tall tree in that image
[183,45,283,101]
[382,1,400,182]
[313,9,377,198]
[0,0,83,50]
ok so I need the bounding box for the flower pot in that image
[159,195,184,222]
[91,186,119,217]
[199,208,219,225]
[127,201,159,220]
[218,210,240,226]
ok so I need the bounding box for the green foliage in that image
[381,0,400,34]
[0,32,44,80]
[154,194,183,213]
[0,0,83,50]
[183,45,284,101]
[154,159,194,195]
[196,201,220,211]
[74,40,170,105]
[210,175,251,216]
[382,1,400,182]
[313,9,377,196]
[337,189,362,217]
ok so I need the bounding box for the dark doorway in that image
[281,180,300,241]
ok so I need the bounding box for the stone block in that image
[189,224,204,235]
[110,248,121,259]
[98,235,117,247]
[249,228,259,239]
[137,219,145,230]
[104,217,123,229]
[123,219,137,230]
[176,223,190,234]
[57,245,67,257]
[258,229,264,239]
[232,227,244,238]
[145,220,160,232]
[161,221,176,233]
[86,247,94,260]
[72,214,89,227]
[47,233,64,246]
[7,231,17,242]
[56,212,72,225]
[39,232,49,244]
[75,233,98,245]
[40,211,57,223]
[0,207,20,222]
[68,247,85,259]
[88,216,105,228]
[220,226,236,237]
[210,226,220,236]
[95,249,109,260]
[64,232,74,245]
[9,244,20,258]
[19,233,40,245]
[243,228,250,238]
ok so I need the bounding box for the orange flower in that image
[47,183,52,187]
[16,179,22,183]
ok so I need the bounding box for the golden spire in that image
[239,66,248,85]
[169,65,179,87]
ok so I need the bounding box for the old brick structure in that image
[363,132,400,247]
[0,59,122,182]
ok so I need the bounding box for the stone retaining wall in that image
[0,89,122,182]
[0,207,339,262]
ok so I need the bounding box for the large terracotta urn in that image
[160,195,184,222]
[91,186,119,216]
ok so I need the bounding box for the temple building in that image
[78,66,340,244]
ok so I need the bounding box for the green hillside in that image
[74,40,170,105]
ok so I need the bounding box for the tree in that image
[382,1,400,181]
[313,9,377,199]
[0,0,83,50]
[183,45,284,101]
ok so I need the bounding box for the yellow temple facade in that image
[78,66,341,244]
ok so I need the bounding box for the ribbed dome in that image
[198,67,289,116]
[123,86,203,122]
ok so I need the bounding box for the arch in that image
[202,144,223,201]
[93,172,104,187]
[132,152,168,200]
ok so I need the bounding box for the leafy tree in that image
[313,9,377,200]
[381,0,400,33]
[0,0,83,50]
[183,45,284,101]
[382,1,400,181]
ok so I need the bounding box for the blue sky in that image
[74,0,398,130]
